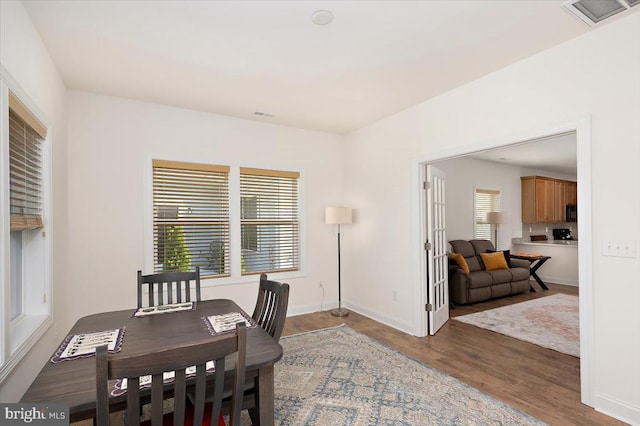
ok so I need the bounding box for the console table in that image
[510,253,551,291]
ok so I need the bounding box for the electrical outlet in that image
[603,240,637,258]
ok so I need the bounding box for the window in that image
[1,86,51,381]
[152,160,230,277]
[239,168,299,275]
[474,188,501,243]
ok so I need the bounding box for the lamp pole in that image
[333,223,347,317]
[325,207,352,317]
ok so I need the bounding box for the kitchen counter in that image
[511,238,579,286]
[511,238,578,248]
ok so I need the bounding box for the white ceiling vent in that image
[563,0,638,26]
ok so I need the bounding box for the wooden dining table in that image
[20,299,283,425]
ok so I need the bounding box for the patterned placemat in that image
[111,361,215,397]
[132,301,195,318]
[51,327,125,363]
[203,311,256,335]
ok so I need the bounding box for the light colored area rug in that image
[274,325,545,425]
[453,294,579,357]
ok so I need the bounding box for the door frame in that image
[412,115,594,407]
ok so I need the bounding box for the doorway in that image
[415,117,594,407]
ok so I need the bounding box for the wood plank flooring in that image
[283,283,626,426]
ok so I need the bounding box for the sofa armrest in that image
[509,258,531,269]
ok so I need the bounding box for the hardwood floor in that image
[283,283,626,426]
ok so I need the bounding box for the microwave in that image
[566,204,577,222]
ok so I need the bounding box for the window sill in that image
[0,314,52,383]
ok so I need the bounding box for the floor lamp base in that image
[330,307,349,317]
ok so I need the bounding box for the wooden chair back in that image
[96,322,247,426]
[137,267,201,308]
[252,273,290,342]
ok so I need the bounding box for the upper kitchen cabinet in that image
[521,176,577,223]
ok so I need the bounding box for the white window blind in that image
[474,188,501,241]
[9,98,44,231]
[239,167,300,275]
[152,160,230,277]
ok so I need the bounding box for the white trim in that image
[412,115,594,407]
[412,164,428,337]
[594,392,640,425]
[534,275,579,287]
[0,66,54,383]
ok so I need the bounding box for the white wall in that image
[0,1,68,401]
[343,12,640,424]
[66,91,344,319]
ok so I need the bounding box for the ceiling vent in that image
[563,0,638,26]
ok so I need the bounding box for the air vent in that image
[563,0,636,26]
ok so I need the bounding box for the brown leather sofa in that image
[449,239,531,305]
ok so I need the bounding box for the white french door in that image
[426,165,449,334]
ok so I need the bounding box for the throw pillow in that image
[449,252,470,274]
[480,252,509,271]
[487,249,511,267]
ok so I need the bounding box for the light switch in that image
[602,240,637,258]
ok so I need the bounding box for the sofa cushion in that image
[480,252,509,271]
[510,266,530,281]
[449,252,469,274]
[449,240,475,257]
[470,239,495,255]
[487,269,513,284]
[467,271,494,288]
[449,240,482,272]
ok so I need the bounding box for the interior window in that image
[474,188,501,245]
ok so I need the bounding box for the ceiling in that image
[467,133,577,176]
[21,0,602,135]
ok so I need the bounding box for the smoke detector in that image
[563,0,638,26]
[311,10,333,26]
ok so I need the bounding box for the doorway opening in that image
[415,117,594,407]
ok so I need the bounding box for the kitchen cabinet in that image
[521,176,577,223]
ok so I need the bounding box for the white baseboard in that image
[534,275,578,286]
[287,301,414,336]
[343,302,415,335]
[595,392,640,425]
[286,302,335,317]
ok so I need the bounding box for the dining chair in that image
[252,273,290,342]
[137,267,201,308]
[238,273,289,425]
[95,322,247,426]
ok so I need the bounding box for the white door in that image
[426,165,449,334]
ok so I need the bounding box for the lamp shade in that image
[486,211,507,224]
[325,207,353,225]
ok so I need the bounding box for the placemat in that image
[132,301,195,318]
[203,311,256,335]
[111,361,215,397]
[51,327,125,363]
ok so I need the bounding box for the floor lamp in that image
[325,207,353,317]
[486,211,507,250]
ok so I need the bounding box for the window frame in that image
[151,160,231,278]
[239,167,301,276]
[473,186,502,244]
[0,73,53,383]
[144,159,306,286]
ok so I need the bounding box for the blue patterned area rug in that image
[274,325,545,425]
